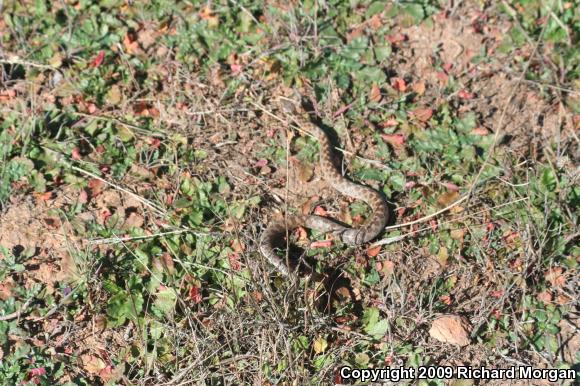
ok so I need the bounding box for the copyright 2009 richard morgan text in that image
[338,365,577,383]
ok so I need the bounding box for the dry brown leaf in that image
[137,28,156,49]
[450,228,465,240]
[81,354,107,375]
[0,89,17,102]
[296,160,314,183]
[440,295,452,305]
[0,278,15,300]
[122,33,140,54]
[429,315,471,347]
[437,191,459,207]
[537,290,552,304]
[369,84,382,103]
[161,252,176,274]
[412,81,426,95]
[123,212,144,229]
[346,27,364,42]
[300,196,318,215]
[105,85,122,105]
[545,267,566,287]
[376,260,395,276]
[199,6,219,27]
[436,246,449,267]
[368,14,383,30]
[411,107,433,122]
[230,239,245,253]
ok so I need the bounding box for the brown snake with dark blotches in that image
[259,121,389,276]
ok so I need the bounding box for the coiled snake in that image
[259,121,389,275]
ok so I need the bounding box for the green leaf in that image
[363,307,389,339]
[367,319,389,339]
[456,112,477,132]
[107,291,143,327]
[357,66,386,84]
[357,167,385,181]
[116,125,134,142]
[355,352,370,367]
[540,167,557,192]
[363,307,380,329]
[153,287,177,317]
[366,2,385,17]
[374,44,391,61]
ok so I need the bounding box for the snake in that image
[259,121,389,276]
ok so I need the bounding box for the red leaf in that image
[380,118,399,127]
[254,159,268,167]
[441,181,460,191]
[490,290,504,298]
[390,77,407,92]
[436,71,449,86]
[311,240,332,248]
[189,286,202,304]
[78,189,89,204]
[87,179,105,197]
[458,90,475,99]
[386,33,407,44]
[0,89,17,102]
[71,147,82,160]
[29,367,46,377]
[366,245,381,257]
[295,226,308,241]
[440,295,452,305]
[91,51,105,67]
[471,127,489,136]
[486,222,495,233]
[333,102,355,117]
[39,192,54,201]
[381,133,405,148]
[430,219,438,232]
[228,252,241,271]
[442,62,453,72]
[149,138,161,149]
[101,208,112,221]
[230,63,243,75]
[314,206,327,216]
[87,103,98,114]
[333,371,343,384]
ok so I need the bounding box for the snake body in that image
[259,122,388,276]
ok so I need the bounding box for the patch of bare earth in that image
[0,181,149,380]
[393,4,573,155]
